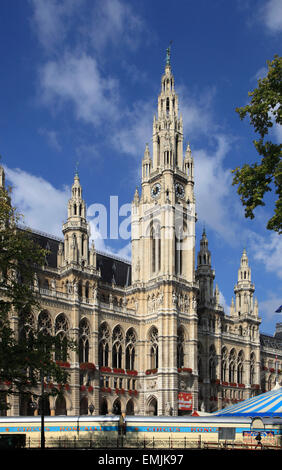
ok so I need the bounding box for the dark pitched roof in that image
[18,225,131,287]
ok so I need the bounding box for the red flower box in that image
[145,368,157,375]
[126,369,138,376]
[269,368,275,373]
[100,366,112,373]
[80,362,96,371]
[238,383,245,388]
[113,368,125,374]
[80,385,86,391]
[88,386,93,392]
[222,381,228,386]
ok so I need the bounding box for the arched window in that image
[126,399,134,416]
[237,351,244,384]
[55,314,68,361]
[177,326,185,368]
[209,345,217,381]
[166,97,170,115]
[98,323,110,367]
[125,328,137,370]
[147,396,158,416]
[175,222,187,276]
[112,325,124,369]
[250,353,256,385]
[79,318,90,363]
[198,343,204,382]
[85,281,89,299]
[112,398,121,415]
[150,223,161,274]
[149,327,158,369]
[38,310,52,336]
[229,349,236,383]
[19,312,35,345]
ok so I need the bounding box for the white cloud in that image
[248,231,282,279]
[4,166,69,238]
[39,52,120,125]
[261,0,282,33]
[219,290,230,314]
[90,0,146,51]
[179,85,217,139]
[30,0,79,52]
[259,294,282,322]
[38,128,62,152]
[111,99,154,158]
[193,134,239,241]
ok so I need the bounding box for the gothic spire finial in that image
[166,41,172,66]
[75,160,79,177]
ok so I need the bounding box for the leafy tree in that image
[232,55,282,234]
[0,181,75,413]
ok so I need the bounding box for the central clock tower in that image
[130,50,199,416]
[131,52,196,285]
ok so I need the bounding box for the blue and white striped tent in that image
[213,385,282,417]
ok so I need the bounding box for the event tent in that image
[213,384,282,418]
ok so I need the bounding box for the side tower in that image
[131,48,199,415]
[196,229,215,307]
[231,249,261,394]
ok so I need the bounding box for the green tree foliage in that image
[233,55,282,233]
[0,183,75,412]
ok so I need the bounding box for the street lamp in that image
[89,403,94,415]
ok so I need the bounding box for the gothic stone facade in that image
[2,60,282,417]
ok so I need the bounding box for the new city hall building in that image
[2,56,282,418]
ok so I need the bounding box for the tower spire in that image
[166,41,172,67]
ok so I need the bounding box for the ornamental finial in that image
[166,41,172,66]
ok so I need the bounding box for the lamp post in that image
[89,403,94,415]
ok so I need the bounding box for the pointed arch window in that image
[125,328,137,370]
[229,349,236,383]
[209,345,217,381]
[175,223,187,276]
[112,325,124,369]
[250,353,256,385]
[55,313,69,362]
[149,327,158,369]
[79,318,90,363]
[150,223,161,275]
[221,347,228,382]
[166,97,170,115]
[98,323,110,367]
[177,326,185,368]
[237,362,244,384]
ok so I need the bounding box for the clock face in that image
[175,183,185,199]
[151,183,161,198]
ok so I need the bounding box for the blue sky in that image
[0,0,281,334]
